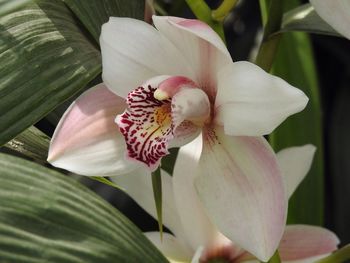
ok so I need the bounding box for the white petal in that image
[145,232,193,262]
[100,17,192,98]
[191,247,204,263]
[194,126,287,261]
[173,135,221,251]
[153,16,232,98]
[276,145,316,199]
[279,225,339,262]
[310,0,350,40]
[48,84,138,176]
[215,61,308,136]
[110,169,186,241]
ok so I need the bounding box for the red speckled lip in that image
[116,84,173,171]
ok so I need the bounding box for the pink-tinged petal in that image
[236,254,332,263]
[156,75,197,99]
[111,169,187,241]
[194,126,287,261]
[173,136,221,251]
[215,61,308,136]
[279,225,339,262]
[276,145,316,199]
[48,84,138,176]
[169,120,201,148]
[283,254,332,263]
[152,16,232,99]
[310,0,350,40]
[100,17,193,98]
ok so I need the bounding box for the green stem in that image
[212,0,239,22]
[185,0,226,42]
[255,0,284,72]
[264,250,281,263]
[151,167,163,239]
[316,245,350,263]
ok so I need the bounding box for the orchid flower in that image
[310,0,350,39]
[48,16,308,260]
[112,138,339,263]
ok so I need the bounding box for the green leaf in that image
[161,148,179,176]
[266,250,281,263]
[0,153,168,262]
[0,0,101,146]
[280,3,341,37]
[269,1,324,225]
[64,0,145,43]
[0,0,32,16]
[256,0,284,71]
[152,167,163,238]
[4,126,50,162]
[91,176,124,191]
[315,245,350,263]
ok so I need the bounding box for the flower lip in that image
[115,75,211,171]
[116,83,173,171]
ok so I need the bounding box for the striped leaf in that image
[0,153,168,262]
[0,0,101,146]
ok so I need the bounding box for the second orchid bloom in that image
[48,16,309,261]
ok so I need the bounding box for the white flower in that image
[112,140,339,263]
[48,16,308,260]
[310,0,350,39]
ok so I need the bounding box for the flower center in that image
[200,245,237,263]
[154,104,172,126]
[116,84,173,171]
[116,76,211,171]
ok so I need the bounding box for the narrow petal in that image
[276,145,316,199]
[100,17,193,98]
[48,84,138,176]
[194,126,287,261]
[310,0,350,39]
[215,61,308,136]
[279,225,339,262]
[110,169,186,241]
[145,232,193,262]
[172,135,221,251]
[153,16,232,98]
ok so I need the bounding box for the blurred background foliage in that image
[1,0,350,250]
